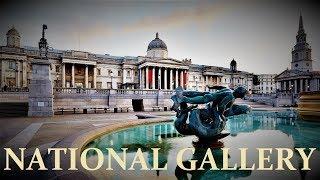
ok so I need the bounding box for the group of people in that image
[171,86,251,140]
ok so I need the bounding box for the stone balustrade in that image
[54,87,110,94]
[0,87,29,92]
[53,87,174,96]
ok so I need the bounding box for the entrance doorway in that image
[132,99,144,112]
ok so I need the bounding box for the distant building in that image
[275,14,320,93]
[0,28,255,91]
[254,74,277,94]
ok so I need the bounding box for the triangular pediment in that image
[275,69,311,80]
[158,58,184,65]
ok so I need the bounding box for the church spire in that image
[298,13,304,32]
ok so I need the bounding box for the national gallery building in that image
[0,29,254,92]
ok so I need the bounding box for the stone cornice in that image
[138,61,189,70]
[62,58,97,65]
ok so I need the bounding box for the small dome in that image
[147,32,167,51]
[6,27,20,37]
[230,59,237,66]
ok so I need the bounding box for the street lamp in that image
[158,73,161,90]
[290,84,294,106]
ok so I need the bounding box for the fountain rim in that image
[48,117,173,179]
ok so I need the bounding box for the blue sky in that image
[1,0,319,74]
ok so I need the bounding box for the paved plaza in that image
[0,100,282,153]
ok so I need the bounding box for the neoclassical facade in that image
[254,74,277,94]
[0,28,254,92]
[275,15,320,94]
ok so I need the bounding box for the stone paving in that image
[0,100,288,179]
[0,99,285,154]
[0,111,175,151]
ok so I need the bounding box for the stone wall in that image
[0,92,28,102]
[53,88,174,112]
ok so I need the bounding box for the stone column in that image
[305,79,309,91]
[122,68,126,85]
[85,65,88,88]
[300,79,303,92]
[170,69,173,90]
[294,80,298,94]
[93,66,97,89]
[131,69,134,82]
[175,69,178,89]
[1,60,5,87]
[289,80,294,93]
[146,67,149,89]
[164,68,167,90]
[22,61,27,87]
[180,70,184,87]
[152,66,155,89]
[141,68,145,89]
[139,68,142,89]
[16,61,20,87]
[203,75,208,85]
[71,64,75,87]
[62,63,65,88]
[158,67,161,89]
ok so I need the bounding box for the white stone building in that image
[254,74,277,94]
[0,28,254,92]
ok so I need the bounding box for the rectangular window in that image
[107,82,112,89]
[97,68,101,75]
[117,83,122,89]
[118,71,121,76]
[96,82,102,89]
[55,65,60,73]
[9,61,16,70]
[127,70,131,77]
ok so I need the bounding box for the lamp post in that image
[290,84,294,106]
[158,73,161,90]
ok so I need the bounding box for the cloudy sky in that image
[1,0,319,74]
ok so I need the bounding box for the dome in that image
[147,32,167,51]
[230,59,237,66]
[6,27,20,37]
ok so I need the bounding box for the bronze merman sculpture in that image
[171,86,251,147]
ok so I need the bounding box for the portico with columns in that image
[61,58,97,88]
[275,14,320,98]
[138,62,189,90]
